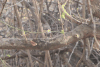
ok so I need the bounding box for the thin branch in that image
[76,39,86,67]
[0,0,7,17]
[88,0,100,49]
[68,41,78,62]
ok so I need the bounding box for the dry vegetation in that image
[0,0,100,67]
